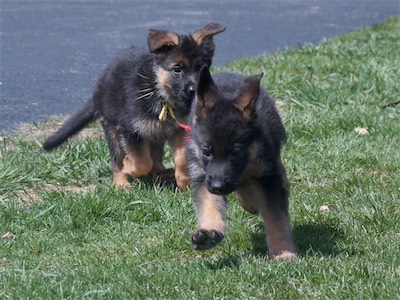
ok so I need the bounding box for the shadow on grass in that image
[204,221,346,270]
[132,173,179,191]
[251,221,346,258]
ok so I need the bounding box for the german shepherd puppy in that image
[188,67,297,261]
[43,23,225,190]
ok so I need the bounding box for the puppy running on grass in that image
[188,67,296,261]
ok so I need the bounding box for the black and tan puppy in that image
[188,67,296,261]
[43,23,225,190]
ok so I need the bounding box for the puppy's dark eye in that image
[230,146,243,159]
[201,145,212,158]
[196,64,204,71]
[172,65,182,74]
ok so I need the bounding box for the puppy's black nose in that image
[208,180,225,195]
[187,85,195,96]
[206,177,235,195]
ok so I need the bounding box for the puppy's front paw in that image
[192,229,224,250]
[113,172,132,189]
[176,175,191,192]
[272,251,297,262]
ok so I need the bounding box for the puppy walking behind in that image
[43,23,225,190]
[188,67,296,261]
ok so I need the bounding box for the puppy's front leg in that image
[168,130,191,191]
[192,182,227,250]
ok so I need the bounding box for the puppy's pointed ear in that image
[148,29,180,55]
[235,73,263,118]
[192,23,225,56]
[195,66,218,109]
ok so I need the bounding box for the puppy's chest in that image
[242,144,272,178]
[127,91,182,140]
[132,117,179,141]
[242,159,268,179]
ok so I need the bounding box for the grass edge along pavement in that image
[1,16,399,299]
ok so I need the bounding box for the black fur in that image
[43,100,95,151]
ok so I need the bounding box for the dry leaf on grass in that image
[274,101,286,116]
[319,205,330,213]
[2,232,16,239]
[354,127,369,135]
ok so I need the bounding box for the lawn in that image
[1,16,399,299]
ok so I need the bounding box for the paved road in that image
[1,1,399,134]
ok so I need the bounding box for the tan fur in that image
[167,131,191,191]
[194,94,216,121]
[148,30,179,53]
[274,251,297,262]
[233,74,262,119]
[196,185,226,233]
[113,169,131,188]
[235,182,258,214]
[191,22,225,49]
[260,204,297,260]
[241,141,268,179]
[122,139,153,178]
[236,180,296,260]
[154,67,174,102]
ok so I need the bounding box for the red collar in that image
[176,121,191,132]
[176,121,192,144]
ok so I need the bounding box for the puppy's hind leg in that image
[103,124,131,188]
[122,136,153,182]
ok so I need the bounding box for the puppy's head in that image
[148,23,225,117]
[190,67,263,195]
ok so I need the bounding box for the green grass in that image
[1,16,399,299]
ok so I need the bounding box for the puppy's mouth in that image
[168,92,194,116]
[182,92,195,106]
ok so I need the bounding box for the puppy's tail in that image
[43,99,96,151]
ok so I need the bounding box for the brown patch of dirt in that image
[15,183,97,203]
[16,188,41,203]
[18,116,103,141]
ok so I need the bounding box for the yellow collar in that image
[158,102,192,134]
[158,103,176,121]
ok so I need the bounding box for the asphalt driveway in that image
[1,0,399,134]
